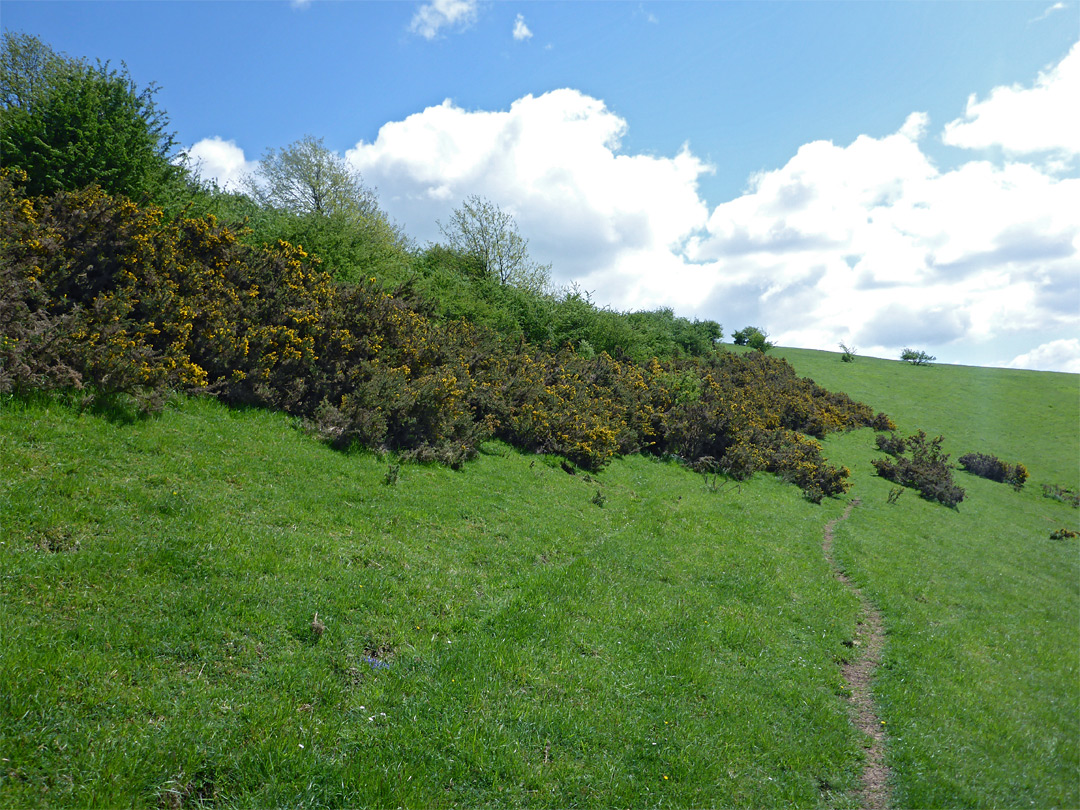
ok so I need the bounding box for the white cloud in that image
[344,89,712,285]
[184,136,257,192]
[1030,2,1066,22]
[687,118,1080,364]
[343,85,1078,370]
[1008,339,1080,373]
[184,45,1080,372]
[513,14,533,41]
[409,0,478,40]
[942,41,1080,163]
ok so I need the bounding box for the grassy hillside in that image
[2,350,1077,808]
[775,347,1079,808]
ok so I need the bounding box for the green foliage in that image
[958,452,1028,490]
[871,430,965,508]
[624,307,722,359]
[438,194,551,294]
[732,325,773,353]
[0,176,878,498]
[0,31,180,202]
[901,347,936,365]
[874,431,907,457]
[839,341,857,362]
[242,134,376,219]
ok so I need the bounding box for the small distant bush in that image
[839,342,857,362]
[732,326,773,353]
[1043,484,1080,508]
[958,452,1028,490]
[1050,528,1078,541]
[871,430,965,508]
[875,431,907,457]
[901,348,936,366]
[871,412,897,432]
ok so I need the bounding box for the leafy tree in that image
[239,135,410,284]
[242,134,378,219]
[0,31,71,112]
[732,325,773,353]
[438,195,551,294]
[901,348,936,366]
[0,31,181,200]
[839,341,857,362]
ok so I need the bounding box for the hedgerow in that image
[0,172,889,498]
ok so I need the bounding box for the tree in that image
[901,348,935,366]
[0,31,71,112]
[0,31,180,200]
[242,134,379,219]
[438,195,551,294]
[732,326,773,353]
[239,135,410,284]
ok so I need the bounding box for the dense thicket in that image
[0,170,892,499]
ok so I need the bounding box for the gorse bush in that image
[958,452,1028,490]
[875,431,908,457]
[872,430,965,508]
[0,171,887,498]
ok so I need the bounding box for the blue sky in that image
[4,1,1079,371]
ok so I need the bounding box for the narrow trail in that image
[823,498,891,810]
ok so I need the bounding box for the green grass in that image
[776,346,1080,808]
[2,393,865,808]
[2,346,1077,808]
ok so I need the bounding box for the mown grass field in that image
[2,348,1077,808]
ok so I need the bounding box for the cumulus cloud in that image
[183,136,257,191]
[942,41,1080,163]
[1008,339,1080,373]
[513,14,533,41]
[688,117,1079,364]
[409,0,478,40]
[344,89,712,285]
[184,45,1080,372]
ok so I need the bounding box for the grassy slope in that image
[1,348,1077,808]
[775,347,1080,808]
[2,394,864,808]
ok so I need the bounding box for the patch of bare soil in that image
[823,498,891,810]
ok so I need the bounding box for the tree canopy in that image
[0,31,180,201]
[438,195,551,294]
[242,134,380,220]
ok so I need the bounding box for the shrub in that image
[839,342,857,362]
[871,430,965,508]
[901,348,936,366]
[1043,484,1079,508]
[1050,528,1078,540]
[958,452,1028,490]
[0,174,889,500]
[875,431,907,457]
[732,326,773,353]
